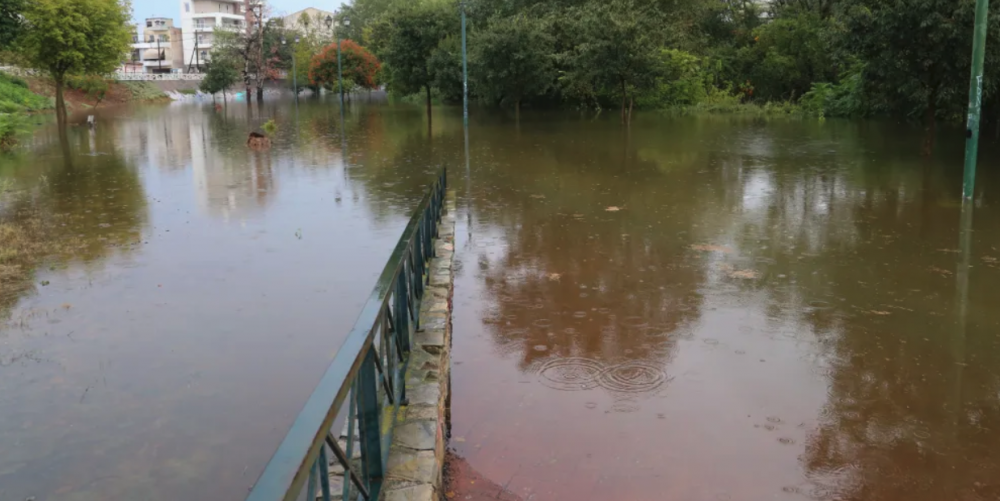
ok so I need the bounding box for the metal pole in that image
[962,0,991,201]
[461,1,468,127]
[337,28,344,107]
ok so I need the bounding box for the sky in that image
[131,0,349,28]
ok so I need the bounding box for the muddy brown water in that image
[2,100,999,501]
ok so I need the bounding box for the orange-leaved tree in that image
[309,40,381,91]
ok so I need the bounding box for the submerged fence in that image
[246,168,447,501]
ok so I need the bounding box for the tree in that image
[428,35,464,105]
[840,0,1000,153]
[18,0,132,126]
[736,10,835,101]
[309,39,381,91]
[0,0,25,50]
[200,58,239,102]
[378,3,454,120]
[471,14,555,118]
[563,0,665,123]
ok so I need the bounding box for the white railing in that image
[112,73,205,81]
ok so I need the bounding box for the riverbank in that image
[0,71,169,115]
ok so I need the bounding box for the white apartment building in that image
[179,0,247,72]
[128,18,184,74]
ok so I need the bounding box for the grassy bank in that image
[0,72,53,113]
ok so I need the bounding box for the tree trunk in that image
[425,85,432,126]
[256,86,263,103]
[922,95,936,156]
[55,78,67,128]
[515,98,521,122]
[620,80,627,125]
[628,96,634,125]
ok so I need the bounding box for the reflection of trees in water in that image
[0,126,148,319]
[462,121,713,386]
[689,122,1000,500]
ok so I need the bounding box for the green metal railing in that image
[245,168,447,501]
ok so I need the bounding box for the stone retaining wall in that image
[325,190,456,501]
[381,190,456,501]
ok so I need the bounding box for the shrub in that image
[0,71,51,112]
[0,112,30,153]
[66,74,109,107]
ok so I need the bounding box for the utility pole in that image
[461,1,468,127]
[155,35,162,72]
[962,0,991,201]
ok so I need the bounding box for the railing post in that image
[357,348,384,499]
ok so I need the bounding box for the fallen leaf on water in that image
[453,437,466,442]
[530,194,546,199]
[869,310,891,316]
[605,206,621,212]
[547,273,561,281]
[982,256,997,263]
[728,269,759,279]
[928,266,953,276]
[691,244,734,253]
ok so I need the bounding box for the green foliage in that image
[561,0,665,119]
[736,11,834,101]
[636,49,721,108]
[200,58,239,96]
[17,0,131,121]
[0,0,24,48]
[428,35,464,104]
[378,3,455,101]
[120,81,166,101]
[0,71,52,112]
[66,74,109,106]
[801,62,866,117]
[840,0,1000,123]
[470,14,555,112]
[262,118,277,135]
[0,112,30,152]
[292,41,321,93]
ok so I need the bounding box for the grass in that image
[178,88,198,95]
[0,72,53,113]
[120,81,168,101]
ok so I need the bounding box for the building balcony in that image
[142,60,173,68]
[191,12,245,21]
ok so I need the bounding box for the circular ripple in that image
[532,318,553,328]
[622,316,648,328]
[537,358,605,391]
[598,362,668,394]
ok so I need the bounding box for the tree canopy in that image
[17,0,131,124]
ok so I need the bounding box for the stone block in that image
[394,420,437,450]
[405,383,440,407]
[414,329,445,348]
[382,484,435,501]
[386,448,437,484]
[406,404,437,421]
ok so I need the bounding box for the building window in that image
[185,3,189,12]
[146,21,152,27]
[200,51,208,58]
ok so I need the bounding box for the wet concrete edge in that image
[380,189,457,501]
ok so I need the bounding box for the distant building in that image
[282,7,336,41]
[129,18,183,74]
[179,0,248,72]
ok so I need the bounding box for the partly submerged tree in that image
[471,14,555,118]
[18,0,132,126]
[563,0,665,123]
[378,3,454,120]
[309,39,381,92]
[200,58,239,102]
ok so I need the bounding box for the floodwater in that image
[1,100,998,501]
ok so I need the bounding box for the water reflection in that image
[0,99,446,501]
[449,115,1000,500]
